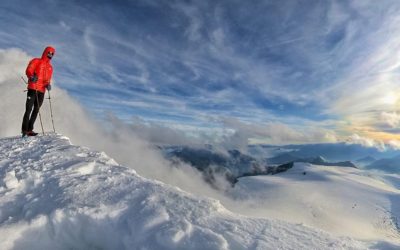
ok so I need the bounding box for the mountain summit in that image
[0,134,395,249]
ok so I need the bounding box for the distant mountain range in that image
[249,143,399,162]
[162,147,262,186]
[161,146,359,187]
[356,156,377,164]
[266,153,357,168]
[364,155,400,173]
[250,143,400,174]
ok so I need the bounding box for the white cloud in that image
[59,21,71,31]
[0,48,28,83]
[0,48,34,136]
[346,134,386,151]
[83,26,97,65]
[219,117,338,147]
[381,112,400,128]
[178,4,204,42]
[387,139,400,150]
[105,114,206,146]
[325,4,400,119]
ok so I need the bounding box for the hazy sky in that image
[2,0,400,145]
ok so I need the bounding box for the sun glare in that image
[382,92,398,105]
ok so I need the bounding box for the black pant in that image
[21,89,44,133]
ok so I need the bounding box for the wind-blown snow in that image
[0,134,372,250]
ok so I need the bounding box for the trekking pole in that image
[20,76,27,85]
[18,76,28,92]
[35,89,45,135]
[47,90,56,133]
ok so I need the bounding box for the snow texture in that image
[230,163,400,244]
[0,134,395,249]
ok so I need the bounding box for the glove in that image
[30,74,38,83]
[46,84,52,91]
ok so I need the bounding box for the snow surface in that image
[0,134,396,249]
[229,164,400,244]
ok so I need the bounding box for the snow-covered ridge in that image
[0,134,390,249]
[231,163,400,243]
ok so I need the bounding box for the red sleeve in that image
[45,64,53,85]
[25,58,39,78]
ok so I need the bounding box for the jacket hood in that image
[41,46,56,60]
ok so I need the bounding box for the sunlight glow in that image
[382,92,398,105]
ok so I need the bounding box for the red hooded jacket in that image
[25,46,55,93]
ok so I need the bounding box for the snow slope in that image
[0,134,374,250]
[229,163,400,246]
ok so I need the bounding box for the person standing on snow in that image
[21,46,55,137]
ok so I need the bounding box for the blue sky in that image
[2,0,400,145]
